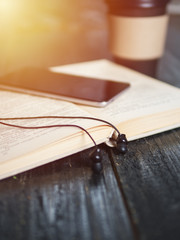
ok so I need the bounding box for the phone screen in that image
[0,67,130,107]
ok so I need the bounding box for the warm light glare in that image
[0,1,79,71]
[0,0,13,10]
[0,0,19,16]
[0,1,103,74]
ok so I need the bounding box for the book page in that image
[0,90,103,163]
[0,59,180,179]
[53,59,180,139]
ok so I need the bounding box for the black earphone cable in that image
[0,120,97,148]
[0,115,128,173]
[0,115,121,138]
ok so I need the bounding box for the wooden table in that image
[0,113,180,240]
[1,3,180,239]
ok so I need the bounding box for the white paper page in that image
[52,59,180,125]
[0,90,101,162]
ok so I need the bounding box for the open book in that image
[0,59,180,180]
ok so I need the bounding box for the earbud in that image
[116,134,128,154]
[89,148,103,173]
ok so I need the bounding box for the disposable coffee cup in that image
[107,0,170,77]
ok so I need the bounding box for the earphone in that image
[0,115,128,173]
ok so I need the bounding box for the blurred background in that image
[158,0,180,86]
[0,0,110,73]
[0,0,179,85]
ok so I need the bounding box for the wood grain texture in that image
[0,3,179,239]
[110,128,180,240]
[0,146,134,240]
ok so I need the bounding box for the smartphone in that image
[0,67,130,107]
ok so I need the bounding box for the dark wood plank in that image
[0,146,135,240]
[110,128,180,240]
